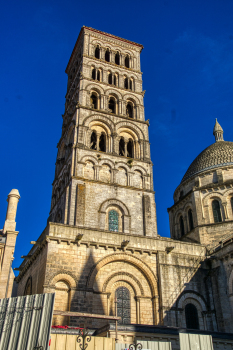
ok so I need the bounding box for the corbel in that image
[21,255,32,259]
[121,240,130,251]
[165,246,174,254]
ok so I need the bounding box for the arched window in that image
[231,197,233,213]
[115,52,120,65]
[97,70,100,81]
[95,46,100,59]
[188,209,194,231]
[92,68,96,80]
[105,49,110,62]
[90,131,97,150]
[212,200,222,223]
[116,287,130,324]
[109,97,115,113]
[90,93,97,109]
[124,77,128,89]
[126,103,133,118]
[127,139,133,158]
[179,216,185,236]
[185,303,199,330]
[99,133,106,152]
[114,74,117,86]
[129,79,132,90]
[125,55,130,68]
[119,138,125,156]
[109,210,119,232]
[108,73,112,85]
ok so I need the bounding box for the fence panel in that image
[116,340,172,350]
[50,334,115,350]
[0,293,55,350]
[179,333,214,350]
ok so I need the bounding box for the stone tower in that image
[50,26,157,237]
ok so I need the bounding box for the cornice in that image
[77,105,148,125]
[83,26,143,50]
[80,75,143,96]
[83,55,142,75]
[71,175,154,193]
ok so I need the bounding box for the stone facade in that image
[14,28,233,336]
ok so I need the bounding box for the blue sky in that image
[1,0,233,272]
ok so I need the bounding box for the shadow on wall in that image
[69,249,106,328]
[162,259,232,333]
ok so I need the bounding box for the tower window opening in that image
[114,75,117,86]
[129,79,133,90]
[124,77,128,89]
[179,216,185,236]
[115,52,120,65]
[90,93,97,109]
[109,98,115,113]
[109,209,119,232]
[95,46,100,59]
[97,70,100,81]
[185,304,199,330]
[92,68,96,80]
[105,49,110,62]
[108,73,112,85]
[116,286,130,324]
[188,209,194,231]
[127,139,133,158]
[231,197,233,213]
[126,103,133,118]
[125,55,130,68]
[212,200,222,223]
[119,138,125,156]
[99,133,106,152]
[90,131,97,150]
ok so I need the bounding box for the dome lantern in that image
[213,118,224,142]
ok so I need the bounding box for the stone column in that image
[128,172,134,187]
[222,202,229,219]
[136,105,140,120]
[94,165,100,181]
[112,169,118,183]
[124,138,129,157]
[112,133,118,155]
[96,133,101,151]
[136,297,140,324]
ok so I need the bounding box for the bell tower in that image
[50,26,157,237]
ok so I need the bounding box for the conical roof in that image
[213,119,223,133]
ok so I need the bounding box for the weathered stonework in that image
[14,28,233,336]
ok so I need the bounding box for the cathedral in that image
[2,26,233,343]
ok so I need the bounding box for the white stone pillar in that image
[3,189,20,233]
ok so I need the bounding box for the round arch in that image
[80,155,98,165]
[50,273,77,289]
[102,271,145,296]
[86,252,158,297]
[99,198,130,216]
[82,115,114,133]
[116,121,144,140]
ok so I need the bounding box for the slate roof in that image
[181,141,233,183]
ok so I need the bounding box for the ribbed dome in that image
[181,141,233,183]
